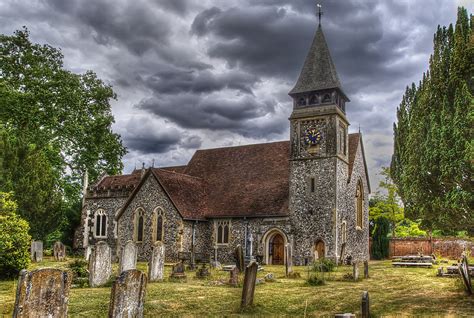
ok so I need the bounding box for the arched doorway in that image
[270,234,284,265]
[262,228,288,265]
[314,240,325,259]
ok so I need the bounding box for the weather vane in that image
[317,3,323,26]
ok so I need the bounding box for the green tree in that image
[0,28,127,241]
[0,192,31,278]
[391,7,473,233]
[371,216,390,260]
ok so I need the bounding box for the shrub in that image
[372,216,390,259]
[0,192,31,279]
[312,258,336,272]
[68,258,89,288]
[306,273,325,286]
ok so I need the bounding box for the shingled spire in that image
[289,22,349,109]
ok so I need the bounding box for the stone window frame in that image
[341,221,347,244]
[134,207,146,243]
[338,123,346,155]
[215,220,231,245]
[355,179,364,230]
[152,207,165,243]
[94,209,107,238]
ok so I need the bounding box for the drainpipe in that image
[191,221,196,270]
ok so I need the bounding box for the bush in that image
[0,192,31,279]
[306,273,325,286]
[312,258,336,272]
[68,258,89,288]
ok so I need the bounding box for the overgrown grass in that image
[0,257,473,317]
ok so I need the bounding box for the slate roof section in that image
[289,26,347,98]
[101,135,366,219]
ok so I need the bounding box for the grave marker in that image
[170,261,186,279]
[108,269,147,318]
[30,241,43,262]
[235,245,244,272]
[88,241,112,287]
[285,243,293,277]
[364,260,369,279]
[53,241,66,261]
[148,242,165,282]
[229,267,239,287]
[241,261,258,308]
[361,291,370,318]
[13,268,72,318]
[353,262,359,281]
[119,241,137,274]
[459,255,472,295]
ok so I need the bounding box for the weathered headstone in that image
[30,241,43,262]
[229,267,239,287]
[334,314,355,318]
[361,291,370,318]
[235,245,244,272]
[148,241,165,282]
[196,264,210,278]
[364,260,369,279]
[119,241,137,274]
[85,245,92,261]
[13,268,72,318]
[170,261,186,279]
[353,262,359,281]
[53,241,66,261]
[88,241,112,287]
[285,243,293,277]
[459,255,472,295]
[108,269,147,318]
[241,261,258,308]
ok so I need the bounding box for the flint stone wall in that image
[13,268,72,318]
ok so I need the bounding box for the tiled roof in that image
[103,136,364,219]
[289,26,346,98]
[160,165,187,173]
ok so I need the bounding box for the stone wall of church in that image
[117,174,185,262]
[338,141,370,262]
[289,157,338,265]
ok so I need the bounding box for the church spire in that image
[289,7,348,101]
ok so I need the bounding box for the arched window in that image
[322,93,331,103]
[94,209,107,238]
[134,208,145,243]
[356,180,364,229]
[341,221,347,244]
[216,220,230,244]
[153,207,164,242]
[309,94,318,105]
[297,97,307,106]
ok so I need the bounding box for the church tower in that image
[288,16,350,264]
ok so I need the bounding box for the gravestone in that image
[229,267,239,287]
[30,241,43,262]
[285,243,293,277]
[119,241,137,274]
[148,242,165,282]
[53,241,66,261]
[85,245,92,261]
[241,261,258,308]
[170,261,186,279]
[361,291,370,318]
[353,262,359,281]
[196,264,210,278]
[108,269,147,318]
[364,260,369,279]
[335,314,355,318]
[13,268,72,318]
[235,245,244,272]
[459,255,472,295]
[89,241,112,287]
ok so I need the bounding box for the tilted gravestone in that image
[13,268,72,318]
[364,260,369,279]
[235,245,244,273]
[459,255,472,295]
[353,262,360,281]
[148,241,165,282]
[89,241,112,287]
[53,241,66,261]
[229,267,239,287]
[361,291,370,318]
[241,261,258,308]
[30,241,43,262]
[108,269,147,318]
[285,243,293,277]
[119,241,137,274]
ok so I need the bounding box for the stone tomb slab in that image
[108,269,147,318]
[89,241,112,287]
[13,268,72,318]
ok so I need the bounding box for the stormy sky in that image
[1,0,471,191]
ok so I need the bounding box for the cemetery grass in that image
[1,258,473,317]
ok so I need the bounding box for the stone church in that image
[75,22,370,266]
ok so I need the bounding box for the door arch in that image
[262,228,288,265]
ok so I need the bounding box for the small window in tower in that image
[310,178,315,193]
[322,93,331,103]
[309,95,318,105]
[298,97,307,106]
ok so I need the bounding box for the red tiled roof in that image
[108,135,364,219]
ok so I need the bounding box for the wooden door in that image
[271,234,284,265]
[315,240,325,259]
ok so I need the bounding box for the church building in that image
[75,20,370,266]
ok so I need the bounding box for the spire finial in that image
[317,3,323,26]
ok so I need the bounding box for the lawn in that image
[0,258,472,317]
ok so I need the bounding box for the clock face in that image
[304,127,323,146]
